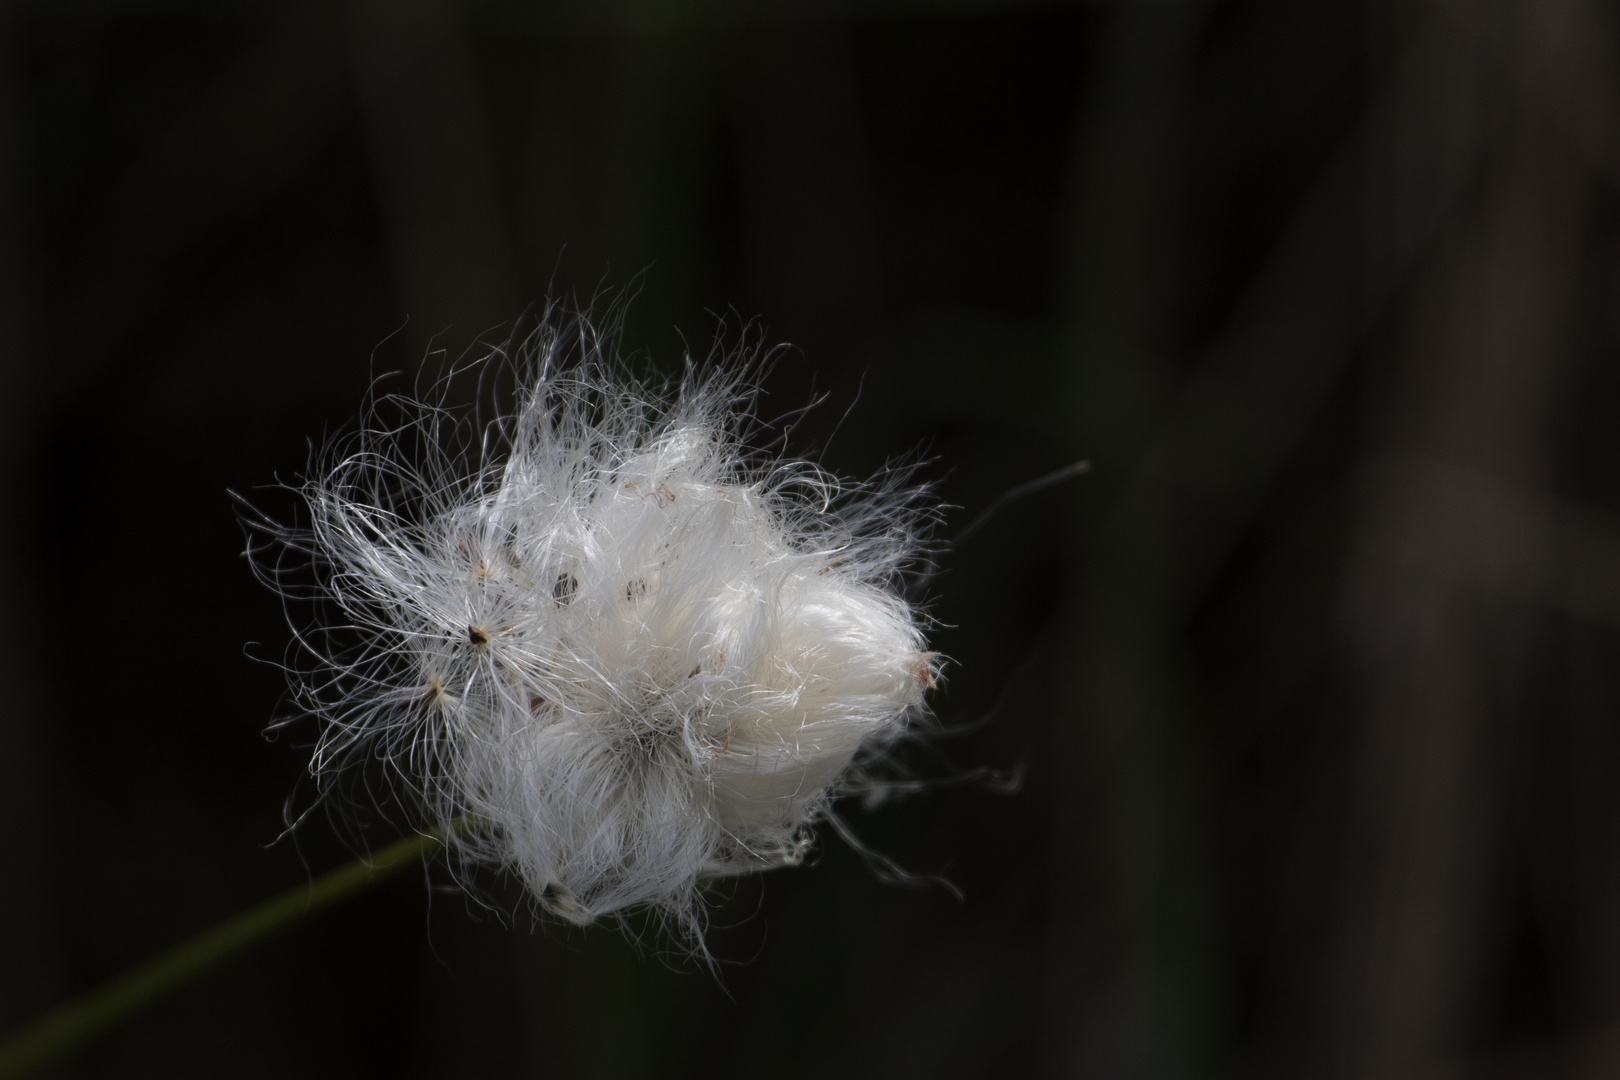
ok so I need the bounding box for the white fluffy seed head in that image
[246,310,939,943]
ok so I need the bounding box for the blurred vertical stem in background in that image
[601,6,725,356]
[1049,2,1213,1075]
[350,0,520,368]
[1317,1,1616,1074]
[0,3,67,1051]
[1051,0,1370,1074]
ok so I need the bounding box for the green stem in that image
[0,822,461,1078]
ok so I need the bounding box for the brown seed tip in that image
[467,624,490,646]
[553,572,578,605]
[910,652,939,690]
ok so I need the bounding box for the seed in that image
[553,572,578,605]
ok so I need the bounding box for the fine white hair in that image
[245,308,939,944]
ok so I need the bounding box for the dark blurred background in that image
[3,0,1619,1076]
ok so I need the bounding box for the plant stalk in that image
[0,824,458,1078]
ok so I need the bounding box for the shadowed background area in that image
[2,1,1619,1077]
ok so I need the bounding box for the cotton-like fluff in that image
[247,314,938,941]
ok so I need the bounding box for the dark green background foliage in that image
[3,1,1619,1077]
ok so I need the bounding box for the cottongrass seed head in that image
[245,308,941,947]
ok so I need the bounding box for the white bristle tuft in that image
[244,307,940,945]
